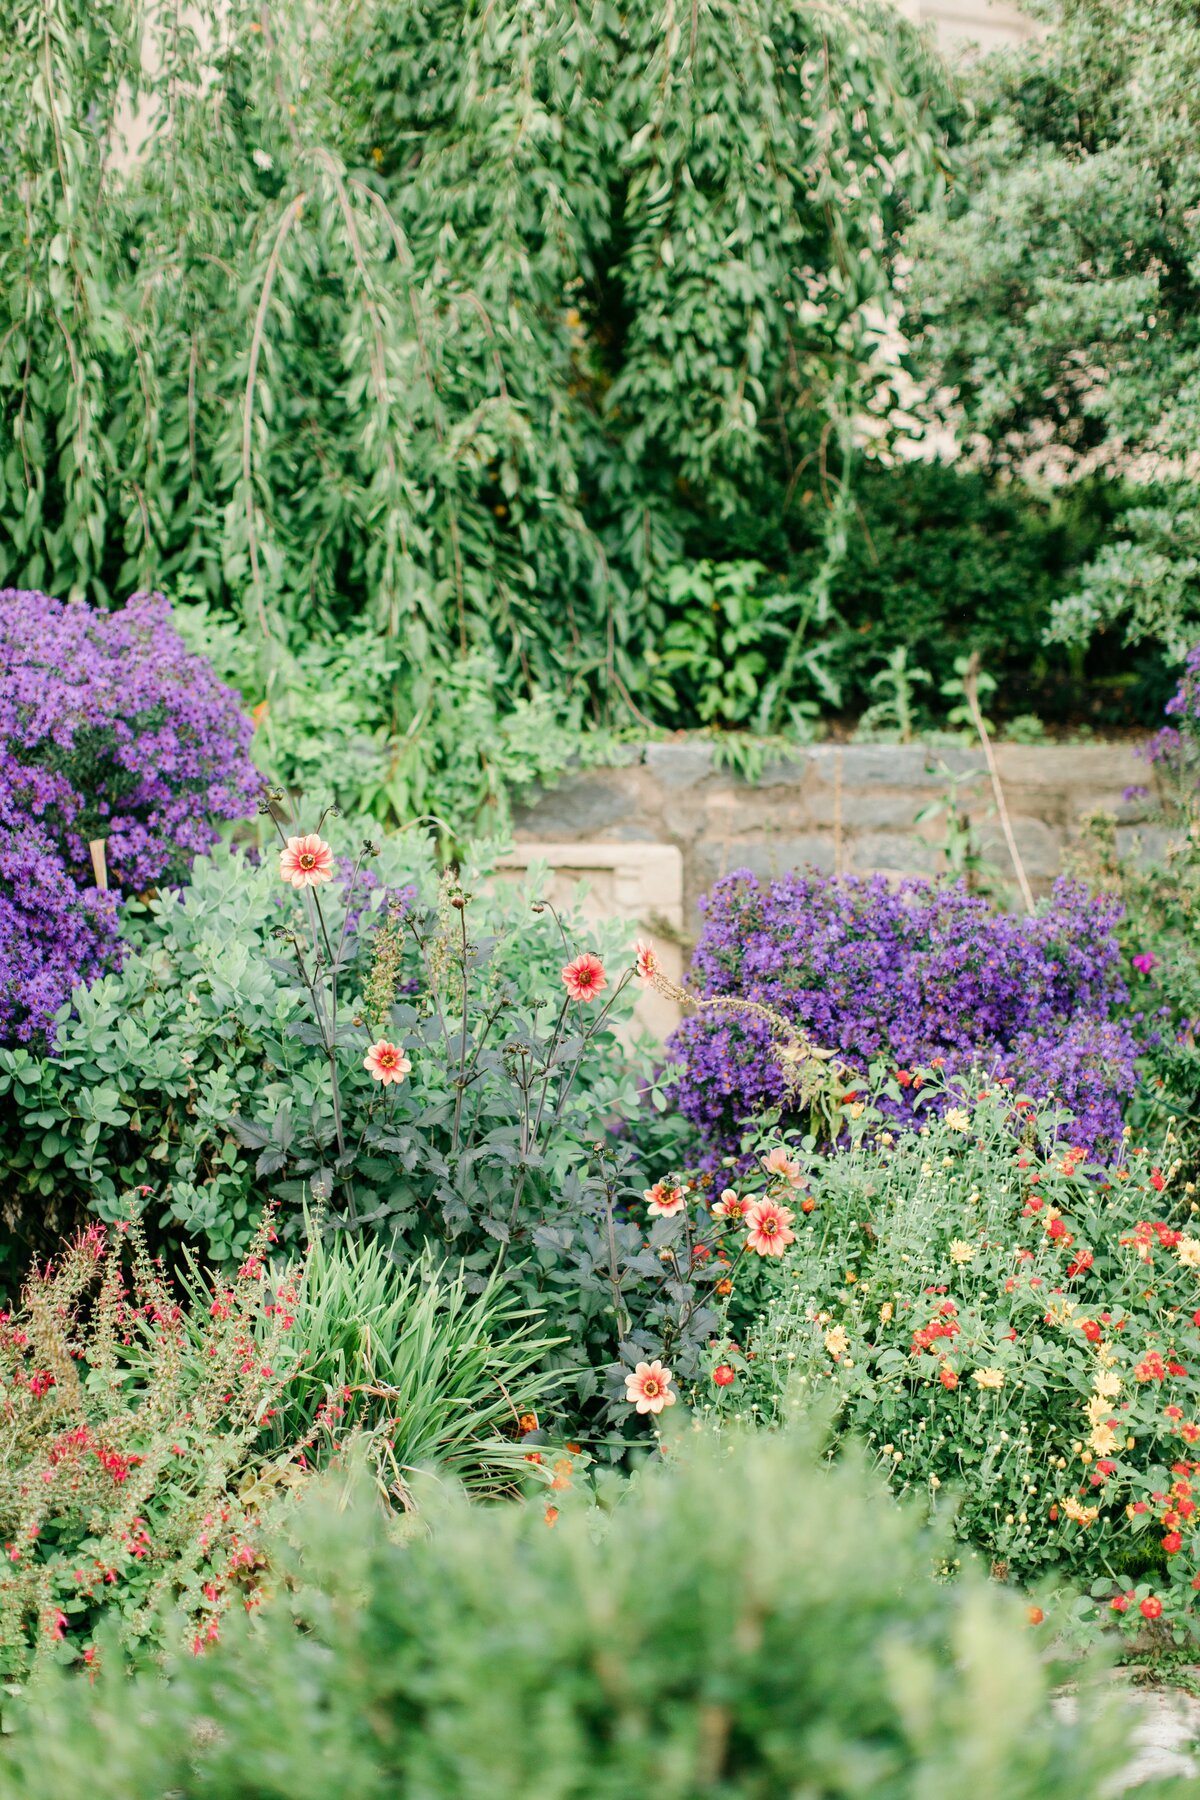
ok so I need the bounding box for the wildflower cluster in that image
[0,591,257,1044]
[713,1078,1200,1646]
[670,870,1134,1165]
[0,1211,317,1679]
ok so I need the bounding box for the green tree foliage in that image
[908,0,1200,664]
[0,0,951,743]
[0,1426,1157,1797]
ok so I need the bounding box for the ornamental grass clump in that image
[0,590,258,1045]
[670,869,1135,1165]
[717,1080,1200,1647]
[0,1423,1147,1799]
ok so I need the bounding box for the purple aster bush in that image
[668,871,1136,1164]
[0,589,258,892]
[0,589,257,1044]
[0,791,120,1044]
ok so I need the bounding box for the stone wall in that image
[510,739,1160,936]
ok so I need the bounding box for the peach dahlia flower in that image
[279,833,334,889]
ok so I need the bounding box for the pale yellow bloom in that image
[949,1239,975,1265]
[1089,1422,1119,1456]
[1093,1369,1122,1399]
[879,1302,894,1324]
[1176,1236,1200,1269]
[972,1367,1005,1391]
[824,1325,849,1359]
[1062,1497,1099,1527]
[945,1108,971,1133]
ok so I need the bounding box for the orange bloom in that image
[363,1039,412,1085]
[744,1199,796,1258]
[561,952,607,1003]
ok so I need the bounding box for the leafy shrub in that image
[0,590,257,1045]
[0,1209,560,1680]
[0,826,635,1266]
[0,1423,1148,1799]
[715,1083,1200,1647]
[669,869,1135,1166]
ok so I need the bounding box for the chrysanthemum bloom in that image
[644,1181,686,1218]
[624,1360,676,1415]
[944,1107,971,1133]
[939,1366,958,1390]
[949,1239,975,1265]
[634,938,659,986]
[712,1188,749,1221]
[363,1039,412,1085]
[712,1363,736,1387]
[561,951,607,1002]
[1177,1236,1200,1268]
[972,1366,1005,1390]
[762,1146,803,1185]
[823,1325,849,1358]
[279,833,334,889]
[745,1198,796,1257]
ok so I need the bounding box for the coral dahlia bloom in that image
[634,938,659,986]
[561,952,607,1003]
[624,1360,676,1415]
[279,833,334,889]
[644,1181,686,1218]
[363,1039,412,1085]
[745,1199,796,1258]
[712,1188,749,1221]
[762,1146,803,1185]
[712,1363,736,1387]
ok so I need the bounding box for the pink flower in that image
[363,1040,412,1085]
[624,1360,676,1415]
[712,1189,750,1221]
[561,952,607,1003]
[745,1199,797,1258]
[762,1146,804,1186]
[1132,951,1158,975]
[279,833,334,889]
[644,1181,687,1218]
[634,939,659,986]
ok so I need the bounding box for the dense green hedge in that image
[0,1425,1152,1798]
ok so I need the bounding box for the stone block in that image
[805,785,920,830]
[694,834,836,892]
[977,815,1061,879]
[1115,825,1182,869]
[846,831,942,875]
[810,744,986,787]
[994,743,1144,792]
[513,771,637,839]
[643,741,716,789]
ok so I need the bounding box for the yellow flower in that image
[1176,1236,1200,1268]
[879,1302,894,1324]
[972,1367,1005,1391]
[1085,1393,1111,1427]
[945,1107,971,1133]
[949,1239,975,1265]
[1062,1497,1099,1527]
[824,1325,849,1359]
[1092,1369,1122,1399]
[1089,1422,1119,1456]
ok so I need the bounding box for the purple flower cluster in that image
[1139,643,1200,776]
[0,590,257,1044]
[0,590,258,890]
[668,871,1136,1162]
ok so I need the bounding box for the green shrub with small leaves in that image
[0,1422,1161,1799]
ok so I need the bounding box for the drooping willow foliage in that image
[0,0,952,741]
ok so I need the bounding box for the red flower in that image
[1080,1319,1102,1344]
[1151,1168,1165,1192]
[939,1366,959,1390]
[1140,1595,1163,1621]
[561,952,607,1003]
[1163,1532,1183,1554]
[712,1364,736,1387]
